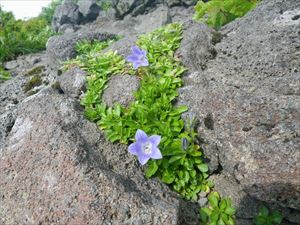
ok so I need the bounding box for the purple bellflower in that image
[128,129,162,165]
[126,46,149,69]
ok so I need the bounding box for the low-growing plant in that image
[253,205,282,225]
[200,191,236,225]
[65,23,214,200]
[193,0,260,29]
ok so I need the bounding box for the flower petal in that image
[137,154,151,165]
[128,142,140,155]
[142,49,147,57]
[135,129,148,142]
[150,147,162,159]
[133,62,140,70]
[132,46,142,56]
[149,135,161,146]
[126,55,139,63]
[140,58,149,67]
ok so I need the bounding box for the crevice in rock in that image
[5,119,15,136]
[204,113,214,130]
[291,15,300,20]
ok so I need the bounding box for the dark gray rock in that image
[176,20,216,72]
[115,0,148,18]
[59,67,87,98]
[97,7,117,20]
[102,74,140,107]
[52,2,82,32]
[178,0,300,212]
[57,23,79,33]
[78,0,101,23]
[164,0,181,7]
[46,30,115,69]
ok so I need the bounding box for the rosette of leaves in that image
[253,205,282,225]
[193,0,260,29]
[200,191,236,225]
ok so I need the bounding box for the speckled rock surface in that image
[178,0,300,213]
[0,53,48,150]
[46,31,115,69]
[102,74,140,107]
[52,2,82,32]
[59,67,87,98]
[0,88,199,225]
[176,20,217,72]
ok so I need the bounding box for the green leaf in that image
[162,170,175,184]
[169,155,184,163]
[259,205,269,217]
[198,164,209,173]
[200,208,211,222]
[210,211,220,222]
[220,199,227,211]
[169,105,188,116]
[145,160,158,178]
[271,211,282,225]
[225,206,236,216]
[208,192,220,208]
[217,217,226,225]
[227,217,235,225]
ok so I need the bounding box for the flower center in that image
[142,142,152,155]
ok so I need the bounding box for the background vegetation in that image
[193,0,260,29]
[0,0,63,63]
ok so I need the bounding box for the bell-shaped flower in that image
[126,46,149,69]
[128,129,162,165]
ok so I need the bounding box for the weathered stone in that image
[169,6,195,23]
[51,2,82,32]
[103,35,138,58]
[176,20,216,72]
[102,74,140,107]
[164,0,181,7]
[59,67,87,98]
[78,0,101,23]
[115,0,146,18]
[134,6,171,33]
[178,0,300,211]
[0,88,199,224]
[46,30,115,69]
[57,23,79,33]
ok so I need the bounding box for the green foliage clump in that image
[97,0,112,11]
[200,191,236,225]
[0,66,11,82]
[193,0,260,29]
[0,6,54,62]
[66,23,213,200]
[253,206,282,225]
